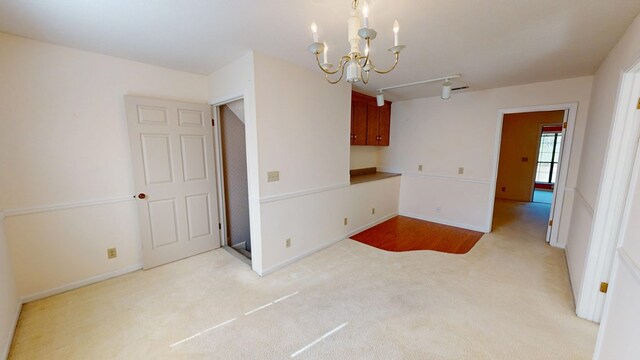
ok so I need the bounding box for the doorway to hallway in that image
[489,103,578,245]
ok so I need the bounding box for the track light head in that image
[441,80,452,100]
[376,91,385,107]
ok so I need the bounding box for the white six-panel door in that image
[125,96,220,269]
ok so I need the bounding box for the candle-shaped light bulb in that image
[393,20,399,46]
[362,1,370,28]
[323,41,328,63]
[311,22,318,42]
[364,43,369,56]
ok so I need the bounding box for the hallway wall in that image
[496,111,564,202]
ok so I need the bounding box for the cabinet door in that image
[378,102,391,146]
[351,101,367,145]
[366,103,380,145]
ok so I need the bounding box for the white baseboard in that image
[2,301,21,360]
[399,211,488,233]
[20,263,143,304]
[259,212,398,276]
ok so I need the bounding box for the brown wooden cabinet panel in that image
[366,103,380,145]
[351,101,367,145]
[351,91,392,146]
[378,103,391,146]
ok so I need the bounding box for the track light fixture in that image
[375,74,463,106]
[376,91,384,106]
[441,79,453,100]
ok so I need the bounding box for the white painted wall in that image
[589,15,640,358]
[252,53,400,273]
[260,177,401,274]
[0,214,19,359]
[252,53,351,197]
[566,14,640,317]
[350,146,380,170]
[0,32,209,300]
[379,77,593,234]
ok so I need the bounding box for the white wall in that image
[589,14,640,358]
[260,177,401,273]
[253,52,351,197]
[252,53,400,273]
[0,214,19,359]
[567,13,640,319]
[0,32,209,300]
[350,146,380,170]
[379,77,593,234]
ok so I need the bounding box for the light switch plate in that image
[267,171,280,182]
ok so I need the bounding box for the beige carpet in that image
[9,199,598,359]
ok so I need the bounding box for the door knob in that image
[137,193,147,199]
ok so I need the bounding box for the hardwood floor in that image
[351,216,484,254]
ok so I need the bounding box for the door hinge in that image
[563,122,568,129]
[600,282,609,293]
[218,223,222,230]
[548,220,553,226]
[212,118,215,126]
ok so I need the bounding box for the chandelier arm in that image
[325,65,346,84]
[372,53,400,74]
[315,53,341,75]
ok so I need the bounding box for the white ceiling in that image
[1,0,639,100]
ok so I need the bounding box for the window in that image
[535,131,562,183]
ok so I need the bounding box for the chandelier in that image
[307,0,405,84]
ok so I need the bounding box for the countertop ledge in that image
[350,168,401,185]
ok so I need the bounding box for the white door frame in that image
[211,94,247,252]
[487,102,578,247]
[577,60,640,322]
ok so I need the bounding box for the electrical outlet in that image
[418,164,423,172]
[107,248,117,259]
[344,217,348,226]
[286,238,291,248]
[372,208,375,215]
[458,167,464,175]
[267,171,280,182]
[436,207,441,214]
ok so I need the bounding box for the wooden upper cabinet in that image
[351,100,367,145]
[366,103,380,146]
[378,102,391,146]
[351,91,392,146]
